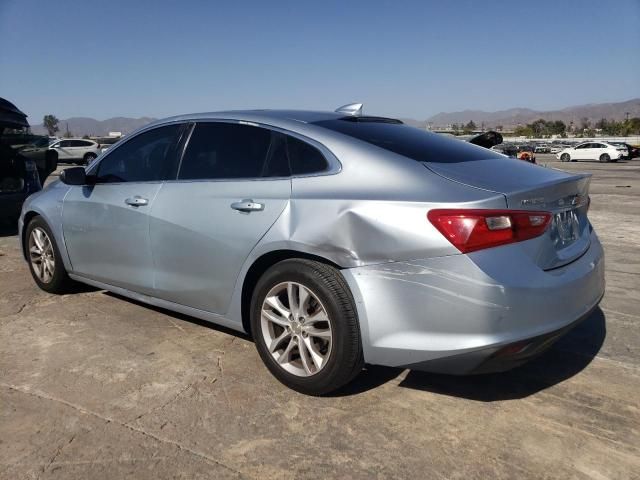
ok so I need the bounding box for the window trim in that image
[87,118,341,185]
[170,119,340,184]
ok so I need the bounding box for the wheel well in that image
[21,211,40,258]
[240,250,342,336]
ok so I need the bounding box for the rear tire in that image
[25,216,75,294]
[250,259,364,395]
[561,153,570,162]
[599,154,610,163]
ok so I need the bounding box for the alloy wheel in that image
[29,227,55,283]
[260,281,333,377]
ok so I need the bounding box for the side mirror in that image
[60,167,87,185]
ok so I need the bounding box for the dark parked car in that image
[616,142,640,160]
[17,135,58,181]
[1,98,42,223]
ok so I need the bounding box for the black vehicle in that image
[1,98,43,224]
[617,142,640,160]
[17,135,58,180]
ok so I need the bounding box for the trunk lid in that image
[424,158,592,270]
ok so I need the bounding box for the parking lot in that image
[1,155,639,479]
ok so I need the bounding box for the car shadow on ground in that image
[103,290,605,401]
[103,291,253,341]
[395,307,606,401]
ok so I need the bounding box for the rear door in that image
[592,143,608,160]
[149,121,292,314]
[62,124,186,293]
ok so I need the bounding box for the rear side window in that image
[178,123,272,180]
[95,124,183,183]
[178,123,329,180]
[313,119,502,163]
[287,135,328,174]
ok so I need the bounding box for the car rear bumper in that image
[342,229,605,373]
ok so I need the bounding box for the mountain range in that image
[29,98,640,136]
[419,98,640,128]
[31,116,156,137]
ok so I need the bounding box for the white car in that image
[49,138,101,165]
[556,142,623,163]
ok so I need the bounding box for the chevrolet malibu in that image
[19,105,605,395]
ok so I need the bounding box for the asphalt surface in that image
[1,155,639,479]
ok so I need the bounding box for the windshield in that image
[31,137,50,148]
[312,119,502,163]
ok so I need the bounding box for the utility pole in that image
[625,112,630,122]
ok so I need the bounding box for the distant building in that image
[108,131,122,138]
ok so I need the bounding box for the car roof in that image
[151,109,348,126]
[55,138,96,141]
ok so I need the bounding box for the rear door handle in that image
[125,196,149,207]
[230,199,264,212]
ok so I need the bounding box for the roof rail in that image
[335,103,363,116]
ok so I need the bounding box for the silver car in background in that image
[19,105,605,395]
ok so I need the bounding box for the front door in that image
[62,123,186,294]
[150,122,292,314]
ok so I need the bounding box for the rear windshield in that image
[312,119,502,163]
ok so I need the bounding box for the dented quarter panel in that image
[342,229,604,367]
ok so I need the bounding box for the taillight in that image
[427,209,552,253]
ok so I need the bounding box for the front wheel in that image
[25,217,75,293]
[561,153,570,162]
[599,153,610,163]
[250,259,363,395]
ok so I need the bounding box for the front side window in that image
[95,124,183,183]
[178,122,330,180]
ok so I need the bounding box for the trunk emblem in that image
[521,197,545,206]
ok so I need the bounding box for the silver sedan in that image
[19,105,605,395]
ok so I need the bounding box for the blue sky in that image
[1,0,639,123]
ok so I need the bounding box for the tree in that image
[579,117,591,131]
[43,115,60,136]
[464,120,477,131]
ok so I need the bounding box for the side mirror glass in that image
[60,167,87,185]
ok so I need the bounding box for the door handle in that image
[230,199,264,212]
[125,196,149,207]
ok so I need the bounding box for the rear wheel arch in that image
[240,250,343,336]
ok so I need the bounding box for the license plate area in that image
[552,208,580,247]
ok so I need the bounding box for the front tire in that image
[25,217,75,293]
[83,153,97,165]
[561,153,570,162]
[250,259,363,395]
[599,153,610,163]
